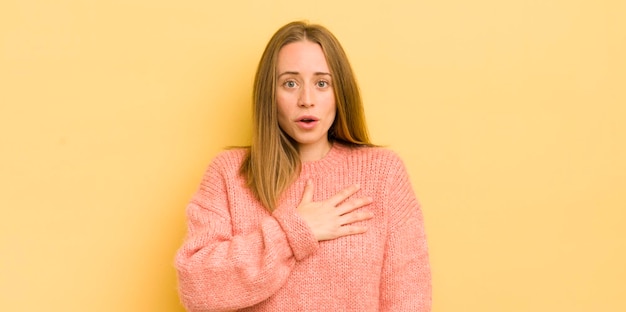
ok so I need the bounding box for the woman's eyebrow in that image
[315,72,332,76]
[277,71,298,77]
[277,71,332,77]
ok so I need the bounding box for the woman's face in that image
[275,40,336,157]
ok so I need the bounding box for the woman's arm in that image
[379,154,432,311]
[175,156,318,312]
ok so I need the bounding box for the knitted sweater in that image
[175,143,431,311]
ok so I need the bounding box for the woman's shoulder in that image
[207,147,249,173]
[214,147,248,160]
[341,144,404,165]
[331,144,407,176]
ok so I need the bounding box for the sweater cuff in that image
[272,207,319,261]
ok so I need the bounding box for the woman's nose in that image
[297,85,313,107]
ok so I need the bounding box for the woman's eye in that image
[317,81,329,88]
[284,81,297,88]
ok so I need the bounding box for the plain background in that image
[1,0,625,311]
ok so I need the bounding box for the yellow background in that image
[1,0,624,311]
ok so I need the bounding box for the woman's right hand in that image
[296,179,374,241]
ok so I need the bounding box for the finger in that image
[338,210,374,226]
[336,196,373,215]
[327,184,360,206]
[300,179,314,204]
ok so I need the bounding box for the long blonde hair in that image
[241,21,374,212]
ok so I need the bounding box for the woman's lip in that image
[297,117,318,122]
[296,120,319,130]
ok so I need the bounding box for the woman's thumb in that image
[300,179,314,203]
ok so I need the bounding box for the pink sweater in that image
[175,143,431,311]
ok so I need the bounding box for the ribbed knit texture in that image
[175,143,431,312]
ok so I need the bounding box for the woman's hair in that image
[241,21,374,212]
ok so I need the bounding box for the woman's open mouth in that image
[297,116,319,129]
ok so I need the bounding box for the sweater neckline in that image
[300,142,346,174]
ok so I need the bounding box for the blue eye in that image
[284,81,297,88]
[317,81,329,88]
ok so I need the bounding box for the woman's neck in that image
[298,140,333,162]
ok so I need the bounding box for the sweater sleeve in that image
[379,154,432,311]
[175,155,318,312]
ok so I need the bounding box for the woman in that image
[175,21,431,311]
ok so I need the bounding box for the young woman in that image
[175,21,431,311]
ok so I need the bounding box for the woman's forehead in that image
[276,41,330,74]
